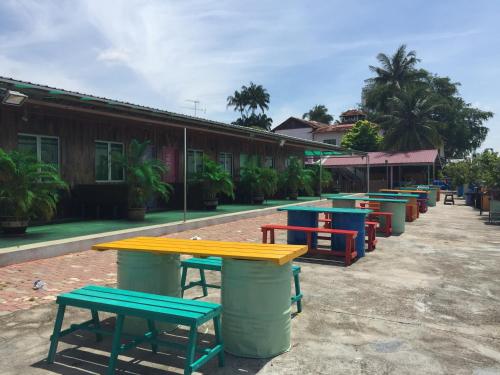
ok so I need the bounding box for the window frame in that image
[264,156,275,169]
[94,140,125,183]
[218,152,233,176]
[187,149,204,177]
[18,133,60,169]
[323,138,337,145]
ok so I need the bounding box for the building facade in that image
[0,77,340,218]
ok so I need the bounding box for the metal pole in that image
[366,154,370,193]
[427,165,430,185]
[183,127,187,222]
[385,160,389,189]
[319,154,322,199]
[390,166,393,189]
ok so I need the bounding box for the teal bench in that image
[181,257,303,313]
[47,285,224,375]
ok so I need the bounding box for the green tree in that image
[379,86,443,151]
[227,82,272,130]
[341,120,383,151]
[367,44,423,90]
[302,104,333,124]
[362,45,493,157]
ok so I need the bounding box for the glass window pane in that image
[41,137,59,167]
[18,135,37,157]
[95,142,109,180]
[110,144,124,180]
[187,150,195,176]
[195,151,203,173]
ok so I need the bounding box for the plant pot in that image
[288,192,298,200]
[127,207,146,221]
[1,219,29,235]
[252,194,265,204]
[203,198,219,210]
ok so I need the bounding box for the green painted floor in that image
[0,197,319,249]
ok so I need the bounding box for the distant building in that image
[273,109,368,147]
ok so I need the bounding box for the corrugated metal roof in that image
[0,76,349,152]
[321,149,439,167]
[313,123,355,133]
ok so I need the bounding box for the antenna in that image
[183,99,206,117]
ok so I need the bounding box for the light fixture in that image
[279,139,285,147]
[0,89,28,106]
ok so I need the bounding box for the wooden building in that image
[0,77,340,218]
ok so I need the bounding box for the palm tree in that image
[226,90,246,116]
[243,82,270,114]
[380,86,443,151]
[303,105,333,124]
[367,44,422,90]
[227,82,272,130]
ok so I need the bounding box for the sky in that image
[0,0,499,150]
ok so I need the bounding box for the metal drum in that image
[221,258,292,358]
[380,201,406,234]
[117,251,181,334]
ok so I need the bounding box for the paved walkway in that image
[2,199,500,374]
[0,210,288,313]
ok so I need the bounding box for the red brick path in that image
[0,210,289,313]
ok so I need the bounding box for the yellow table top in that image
[92,236,307,265]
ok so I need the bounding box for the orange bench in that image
[261,224,358,266]
[368,212,392,236]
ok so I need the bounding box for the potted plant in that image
[307,164,333,196]
[0,148,67,235]
[196,156,234,210]
[117,139,173,221]
[283,157,314,199]
[240,162,278,204]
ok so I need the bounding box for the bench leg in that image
[91,309,103,342]
[47,304,66,364]
[180,266,188,298]
[185,325,198,375]
[293,269,302,313]
[270,229,275,244]
[213,315,225,367]
[147,319,158,354]
[108,314,124,375]
[262,228,268,244]
[199,269,208,297]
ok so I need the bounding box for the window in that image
[264,156,274,168]
[323,139,337,145]
[95,141,124,181]
[18,134,59,168]
[240,154,260,169]
[187,149,203,177]
[218,152,233,176]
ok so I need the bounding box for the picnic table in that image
[325,195,408,235]
[92,237,307,359]
[367,192,419,221]
[400,186,437,207]
[277,206,371,257]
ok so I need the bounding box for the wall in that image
[313,131,345,146]
[1,104,305,184]
[273,127,313,140]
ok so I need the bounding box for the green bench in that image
[47,285,224,375]
[181,257,303,313]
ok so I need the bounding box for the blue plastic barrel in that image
[331,212,365,258]
[286,210,318,248]
[457,185,464,197]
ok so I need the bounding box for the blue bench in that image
[181,257,303,313]
[47,285,224,375]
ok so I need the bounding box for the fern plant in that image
[196,156,234,201]
[0,148,67,222]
